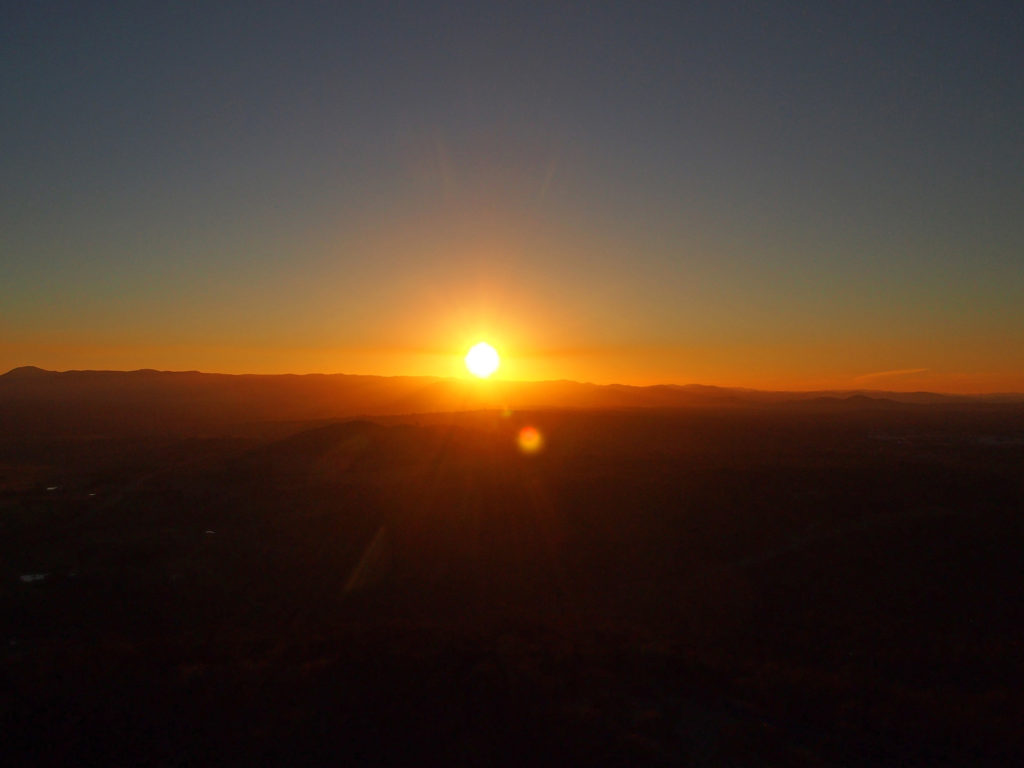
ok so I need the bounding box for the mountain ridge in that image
[4,365,1022,402]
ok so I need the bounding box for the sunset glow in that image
[3,7,1022,763]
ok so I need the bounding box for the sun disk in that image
[465,342,500,378]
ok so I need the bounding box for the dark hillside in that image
[2,404,1023,764]
[4,367,1016,437]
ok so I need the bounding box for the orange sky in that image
[5,335,1024,395]
[5,203,1023,394]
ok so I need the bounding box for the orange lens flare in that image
[517,425,543,454]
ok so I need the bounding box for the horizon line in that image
[5,365,1024,399]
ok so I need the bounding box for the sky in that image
[2,1,1022,391]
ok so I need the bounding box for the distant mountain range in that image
[2,366,1022,435]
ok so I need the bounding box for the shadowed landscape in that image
[3,369,1023,765]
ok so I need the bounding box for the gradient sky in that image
[3,1,1022,391]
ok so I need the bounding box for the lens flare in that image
[517,425,543,453]
[465,342,500,378]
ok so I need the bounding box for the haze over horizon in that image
[4,2,1023,392]
[7,363,1024,401]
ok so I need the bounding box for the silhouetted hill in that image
[1,365,52,378]
[794,394,904,408]
[2,367,1021,436]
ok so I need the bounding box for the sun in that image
[465,342,500,378]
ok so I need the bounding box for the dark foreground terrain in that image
[2,399,1023,765]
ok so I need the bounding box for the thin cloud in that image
[855,368,929,383]
[537,156,558,204]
